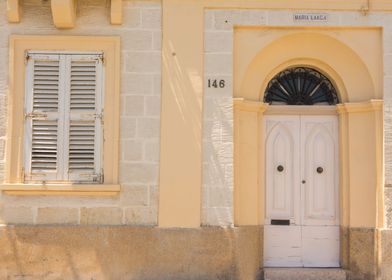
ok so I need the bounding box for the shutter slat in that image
[28,59,60,174]
[32,60,59,112]
[33,84,59,88]
[70,60,96,111]
[32,150,57,154]
[69,121,95,172]
[31,119,58,172]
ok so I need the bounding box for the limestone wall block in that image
[123,95,145,116]
[122,139,143,161]
[124,206,157,225]
[124,52,161,73]
[80,207,123,225]
[0,206,35,224]
[137,118,160,138]
[37,208,79,225]
[119,163,159,184]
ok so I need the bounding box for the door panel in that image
[265,116,300,223]
[264,115,339,268]
[302,226,340,267]
[264,225,302,267]
[301,116,338,226]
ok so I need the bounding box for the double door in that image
[263,115,339,267]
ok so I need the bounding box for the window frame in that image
[1,35,121,194]
[24,52,104,183]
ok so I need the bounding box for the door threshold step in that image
[263,268,347,280]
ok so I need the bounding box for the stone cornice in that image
[337,99,383,114]
[233,98,269,113]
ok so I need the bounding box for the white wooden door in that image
[263,115,339,268]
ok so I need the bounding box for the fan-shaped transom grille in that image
[264,67,339,105]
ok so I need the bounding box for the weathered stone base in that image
[1,225,391,280]
[264,268,347,280]
[0,225,263,280]
[381,229,392,280]
[347,228,380,280]
[340,226,350,269]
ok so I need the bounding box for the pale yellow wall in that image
[233,100,268,225]
[340,101,384,228]
[158,0,204,227]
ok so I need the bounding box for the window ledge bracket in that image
[7,0,21,23]
[111,0,123,25]
[51,0,76,29]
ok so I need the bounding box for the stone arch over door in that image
[235,31,380,102]
[233,28,383,278]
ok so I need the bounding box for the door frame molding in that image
[265,105,338,116]
[233,97,383,268]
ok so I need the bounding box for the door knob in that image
[317,167,324,174]
[277,165,284,172]
[302,180,306,184]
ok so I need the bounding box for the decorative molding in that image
[7,0,21,23]
[337,99,383,114]
[233,98,269,113]
[51,0,76,28]
[265,105,338,115]
[111,0,123,25]
[204,0,392,11]
[0,184,120,192]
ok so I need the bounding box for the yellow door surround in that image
[233,27,384,229]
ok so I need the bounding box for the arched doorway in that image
[263,67,340,267]
[233,28,383,278]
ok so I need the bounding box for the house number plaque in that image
[207,79,226,89]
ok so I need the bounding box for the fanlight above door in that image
[264,67,339,105]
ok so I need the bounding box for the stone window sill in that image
[0,184,121,195]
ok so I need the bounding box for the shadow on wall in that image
[0,226,263,280]
[162,40,202,152]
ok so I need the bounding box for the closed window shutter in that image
[67,55,104,183]
[24,53,104,183]
[24,55,63,181]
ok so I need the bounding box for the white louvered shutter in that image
[66,54,103,183]
[24,54,63,181]
[24,52,104,183]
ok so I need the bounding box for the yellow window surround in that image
[2,35,121,195]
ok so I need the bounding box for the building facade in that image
[0,0,392,279]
